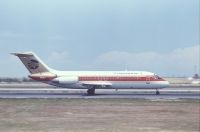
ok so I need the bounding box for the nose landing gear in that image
[156,89,160,95]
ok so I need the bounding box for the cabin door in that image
[146,76,150,84]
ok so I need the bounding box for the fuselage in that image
[29,70,170,89]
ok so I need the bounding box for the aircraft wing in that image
[81,81,112,87]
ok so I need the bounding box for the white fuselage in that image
[30,70,169,90]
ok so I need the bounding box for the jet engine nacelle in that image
[53,76,78,84]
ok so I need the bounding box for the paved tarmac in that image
[0,87,199,99]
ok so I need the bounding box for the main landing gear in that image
[87,87,95,95]
[156,89,160,95]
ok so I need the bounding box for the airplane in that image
[188,73,200,84]
[12,52,169,95]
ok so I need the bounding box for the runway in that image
[0,87,199,99]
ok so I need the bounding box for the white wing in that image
[81,81,112,87]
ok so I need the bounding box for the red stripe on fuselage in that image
[78,76,164,81]
[29,76,56,81]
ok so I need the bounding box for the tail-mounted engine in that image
[52,76,78,85]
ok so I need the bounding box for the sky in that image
[0,0,199,77]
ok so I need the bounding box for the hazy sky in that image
[0,0,199,77]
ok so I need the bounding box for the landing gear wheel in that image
[156,90,160,95]
[87,88,95,95]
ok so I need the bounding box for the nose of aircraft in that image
[161,80,170,88]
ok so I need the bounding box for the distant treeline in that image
[0,78,35,82]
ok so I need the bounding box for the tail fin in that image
[11,52,52,74]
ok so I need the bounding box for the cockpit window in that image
[154,75,162,80]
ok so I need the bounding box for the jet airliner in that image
[12,52,169,95]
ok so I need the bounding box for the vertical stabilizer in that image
[11,52,52,74]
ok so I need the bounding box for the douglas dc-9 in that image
[12,52,169,95]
